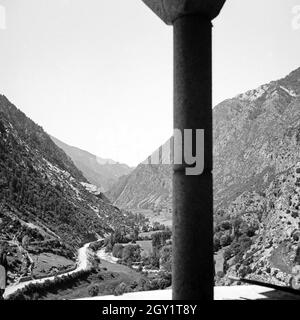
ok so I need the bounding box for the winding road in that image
[4,242,91,299]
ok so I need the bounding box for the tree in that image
[122,245,141,264]
[88,284,99,297]
[112,244,124,259]
[220,234,232,247]
[133,228,139,242]
[114,282,131,296]
[152,230,172,252]
[213,235,221,252]
[152,222,165,231]
[223,247,233,261]
[220,220,232,231]
[22,235,30,249]
[129,227,139,242]
[149,253,160,269]
[160,245,172,272]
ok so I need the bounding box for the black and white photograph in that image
[1,0,300,309]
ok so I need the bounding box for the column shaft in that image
[173,14,213,300]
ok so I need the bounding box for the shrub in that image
[105,243,113,253]
[137,265,143,272]
[220,234,232,247]
[9,269,93,300]
[97,274,104,280]
[89,240,104,252]
[292,211,299,218]
[214,236,221,252]
[147,272,172,290]
[114,282,130,296]
[88,284,100,297]
[160,245,172,272]
[221,220,232,231]
[89,254,101,271]
[223,248,233,261]
[112,244,124,259]
[292,233,299,242]
[149,253,160,269]
[122,244,141,264]
[239,266,251,278]
[152,231,172,251]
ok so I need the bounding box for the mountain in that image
[107,138,172,212]
[213,67,300,285]
[0,94,138,252]
[108,67,300,285]
[213,67,300,209]
[50,136,133,192]
[107,163,172,211]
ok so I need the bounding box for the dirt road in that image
[4,242,91,299]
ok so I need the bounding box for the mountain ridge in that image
[50,136,133,192]
[0,94,137,250]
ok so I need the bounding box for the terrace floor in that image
[77,286,300,300]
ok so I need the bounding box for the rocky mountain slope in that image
[107,163,172,211]
[213,67,300,286]
[50,136,133,192]
[0,94,138,251]
[106,138,172,212]
[108,67,300,286]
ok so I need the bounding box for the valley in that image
[0,94,150,298]
[2,66,300,299]
[131,209,172,228]
[50,136,133,192]
[5,227,172,300]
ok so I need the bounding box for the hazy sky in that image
[0,0,300,166]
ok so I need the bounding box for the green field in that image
[136,240,153,257]
[132,209,172,227]
[31,253,75,278]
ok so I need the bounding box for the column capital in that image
[142,0,226,25]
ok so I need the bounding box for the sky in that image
[0,0,300,166]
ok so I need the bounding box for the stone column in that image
[142,0,226,300]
